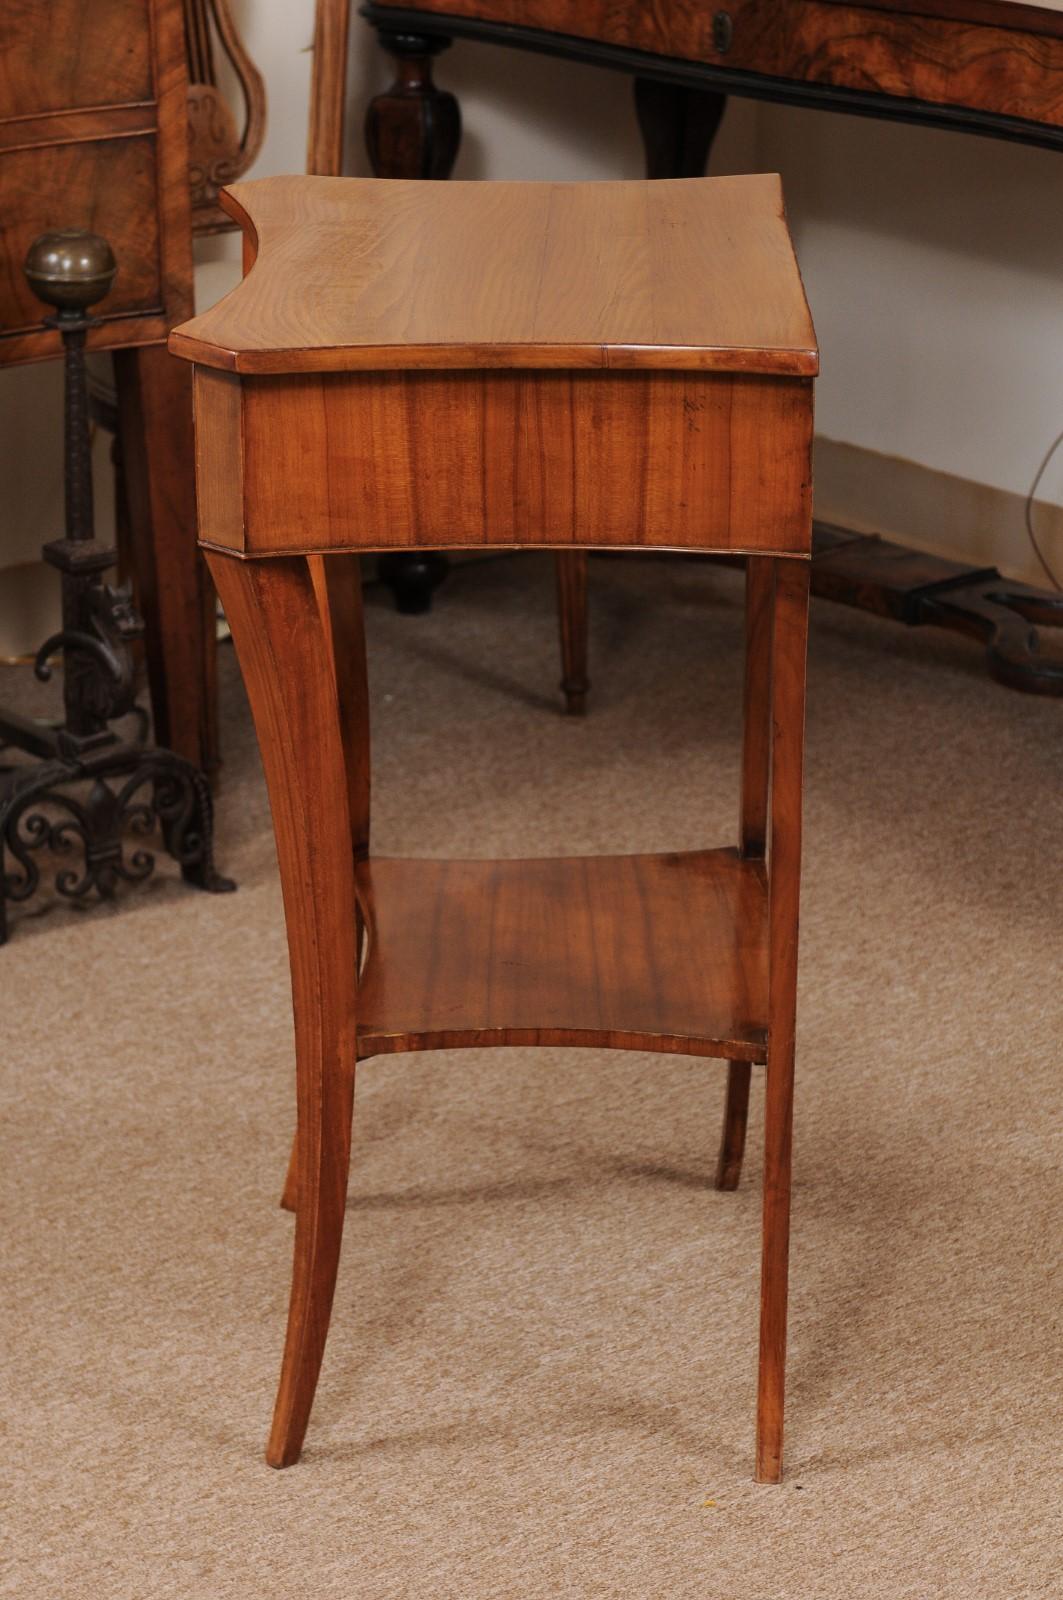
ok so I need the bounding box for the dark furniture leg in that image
[367,30,460,615]
[114,345,219,773]
[633,77,726,178]
[555,551,589,715]
[366,30,461,178]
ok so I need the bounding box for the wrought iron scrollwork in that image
[0,750,233,943]
[0,228,234,943]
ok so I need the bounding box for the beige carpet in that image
[2,553,1061,1599]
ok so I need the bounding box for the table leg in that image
[755,557,809,1484]
[208,550,359,1469]
[114,344,218,774]
[716,557,775,1189]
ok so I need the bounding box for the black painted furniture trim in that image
[361,3,1063,153]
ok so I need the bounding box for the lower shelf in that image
[355,847,768,1063]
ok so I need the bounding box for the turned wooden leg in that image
[366,30,460,614]
[114,345,218,774]
[555,550,589,715]
[208,551,360,1468]
[633,78,726,179]
[755,557,809,1485]
[366,31,461,179]
[715,559,775,1190]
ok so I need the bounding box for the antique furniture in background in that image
[184,0,267,234]
[1,0,269,783]
[332,0,1063,694]
[0,230,232,942]
[172,170,816,1480]
[308,0,590,710]
[0,0,218,769]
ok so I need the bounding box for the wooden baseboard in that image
[814,438,1062,592]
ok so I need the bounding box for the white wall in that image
[4,4,1062,655]
[757,103,1063,504]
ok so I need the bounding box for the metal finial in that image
[23,229,117,314]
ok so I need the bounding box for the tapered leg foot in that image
[714,1060,752,1190]
[266,1052,354,1468]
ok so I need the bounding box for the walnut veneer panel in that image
[0,0,154,118]
[171,173,818,375]
[205,367,812,555]
[1,139,162,334]
[0,0,193,366]
[355,850,769,1062]
[397,0,1063,124]
[718,0,1063,124]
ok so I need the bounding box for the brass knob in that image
[23,229,117,313]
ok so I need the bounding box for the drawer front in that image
[0,0,153,120]
[196,368,814,558]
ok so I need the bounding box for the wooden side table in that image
[171,172,818,1481]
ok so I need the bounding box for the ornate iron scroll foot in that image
[0,741,234,945]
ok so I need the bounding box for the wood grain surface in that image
[195,366,813,556]
[182,167,815,1476]
[391,0,1063,61]
[0,0,153,118]
[0,0,194,365]
[170,173,817,375]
